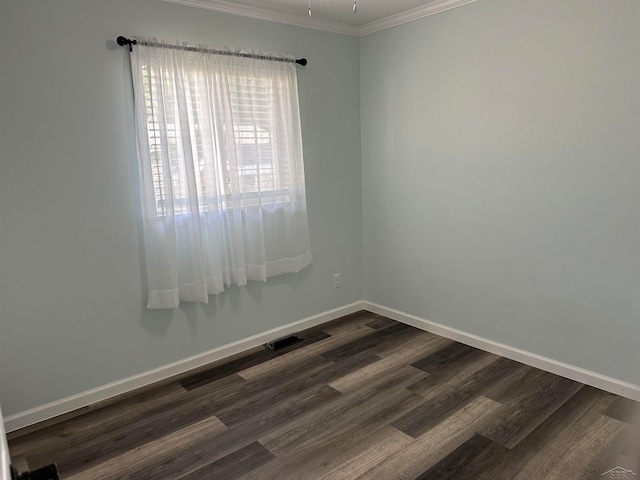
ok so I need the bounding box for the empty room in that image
[1,0,639,479]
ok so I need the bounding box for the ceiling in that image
[227,0,434,26]
[164,0,477,36]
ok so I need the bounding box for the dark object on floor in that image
[13,463,59,480]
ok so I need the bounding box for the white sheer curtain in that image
[129,38,312,309]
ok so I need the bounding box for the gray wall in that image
[3,0,640,419]
[0,0,362,415]
[361,0,640,385]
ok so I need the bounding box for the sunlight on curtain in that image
[129,38,312,309]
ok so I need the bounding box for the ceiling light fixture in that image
[307,1,358,17]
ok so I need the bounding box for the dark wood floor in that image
[8,312,640,479]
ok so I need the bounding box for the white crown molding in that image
[358,0,479,36]
[162,0,360,36]
[161,0,479,37]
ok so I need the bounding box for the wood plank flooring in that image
[8,312,640,479]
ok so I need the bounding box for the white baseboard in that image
[7,299,640,432]
[364,301,640,402]
[4,301,364,433]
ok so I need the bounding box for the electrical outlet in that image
[334,273,341,288]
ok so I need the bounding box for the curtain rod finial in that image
[116,36,137,52]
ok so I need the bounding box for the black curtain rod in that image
[116,36,307,66]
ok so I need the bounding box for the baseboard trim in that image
[364,301,640,402]
[4,301,364,433]
[7,299,640,432]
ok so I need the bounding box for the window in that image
[129,39,312,308]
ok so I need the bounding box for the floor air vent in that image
[265,333,303,351]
